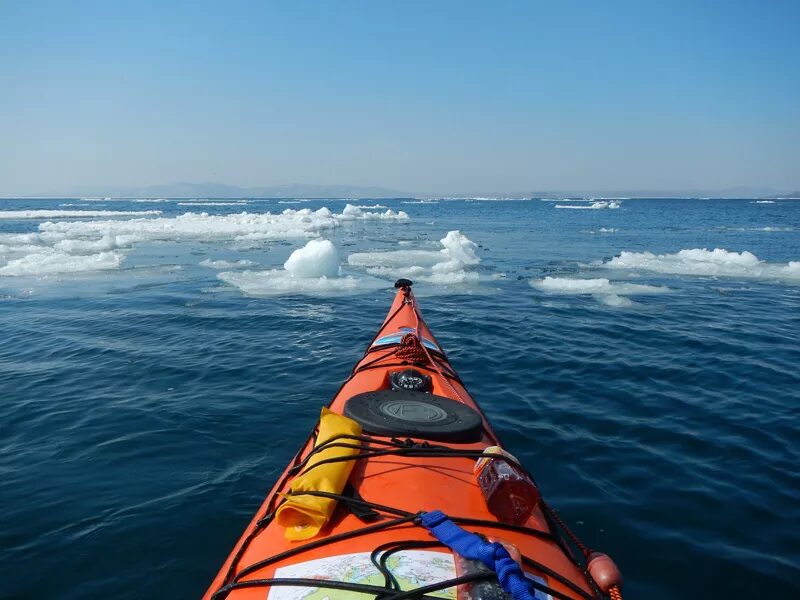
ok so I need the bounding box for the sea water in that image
[0,197,798,598]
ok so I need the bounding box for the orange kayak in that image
[204,280,622,600]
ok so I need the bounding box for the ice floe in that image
[531,276,671,307]
[601,248,800,282]
[217,239,377,296]
[177,201,250,206]
[754,200,776,204]
[0,210,161,219]
[0,250,124,277]
[339,204,408,220]
[199,258,257,269]
[284,239,340,278]
[532,277,669,295]
[555,201,621,210]
[0,205,408,279]
[348,231,483,285]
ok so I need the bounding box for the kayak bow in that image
[204,280,622,600]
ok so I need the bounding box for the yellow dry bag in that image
[275,407,362,540]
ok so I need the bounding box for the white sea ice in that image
[531,277,669,295]
[199,258,258,269]
[284,239,340,278]
[347,231,482,285]
[530,276,670,307]
[554,201,620,210]
[0,250,124,276]
[0,205,409,279]
[602,248,800,282]
[0,210,161,219]
[217,238,382,296]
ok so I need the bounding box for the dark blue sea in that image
[1,197,798,599]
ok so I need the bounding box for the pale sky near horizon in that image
[1,0,799,196]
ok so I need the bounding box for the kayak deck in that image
[204,283,608,600]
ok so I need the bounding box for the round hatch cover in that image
[344,390,483,443]
[380,399,449,423]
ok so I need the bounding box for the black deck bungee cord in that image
[215,434,603,600]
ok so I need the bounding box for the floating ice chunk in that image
[0,250,123,276]
[340,204,408,220]
[284,239,340,278]
[177,201,250,206]
[351,204,388,209]
[531,277,669,295]
[439,230,479,266]
[199,258,258,269]
[217,239,385,296]
[0,205,410,280]
[53,234,138,254]
[602,248,800,282]
[0,210,161,219]
[595,293,634,307]
[754,200,776,204]
[554,201,619,210]
[348,231,484,285]
[217,270,363,296]
[531,277,670,307]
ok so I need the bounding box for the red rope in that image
[394,333,430,364]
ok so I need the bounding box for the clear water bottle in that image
[474,446,540,525]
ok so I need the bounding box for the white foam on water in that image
[217,238,385,296]
[602,248,800,283]
[352,204,388,209]
[199,258,257,269]
[0,210,162,219]
[348,231,483,285]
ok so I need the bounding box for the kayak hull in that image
[204,285,597,600]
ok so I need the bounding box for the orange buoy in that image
[587,551,623,593]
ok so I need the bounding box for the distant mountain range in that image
[14,182,800,199]
[30,182,413,199]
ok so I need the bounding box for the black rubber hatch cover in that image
[344,390,483,443]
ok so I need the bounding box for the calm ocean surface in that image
[1,198,798,599]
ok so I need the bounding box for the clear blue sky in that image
[1,0,798,196]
